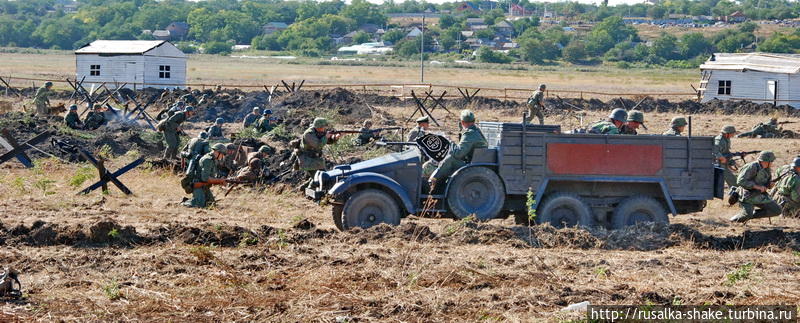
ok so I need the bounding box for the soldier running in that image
[429,110,487,187]
[730,151,782,223]
[770,157,800,218]
[161,106,195,160]
[64,104,83,129]
[587,108,627,134]
[184,143,228,208]
[620,110,645,135]
[33,81,53,116]
[408,116,430,142]
[243,107,262,128]
[663,117,687,136]
[713,125,738,187]
[524,84,546,125]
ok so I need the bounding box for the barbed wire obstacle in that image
[0,129,52,168]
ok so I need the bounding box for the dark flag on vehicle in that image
[416,133,450,161]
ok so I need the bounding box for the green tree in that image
[562,40,587,63]
[680,33,712,58]
[352,31,370,44]
[586,16,638,55]
[477,46,512,63]
[382,29,405,44]
[758,32,800,53]
[647,6,667,19]
[341,0,386,26]
[203,41,232,55]
[650,33,679,60]
[519,38,560,64]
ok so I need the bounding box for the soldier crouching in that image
[730,151,782,223]
[770,157,800,218]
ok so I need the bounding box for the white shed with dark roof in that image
[75,40,187,89]
[700,52,800,107]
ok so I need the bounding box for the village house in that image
[700,53,800,108]
[75,40,187,90]
[166,22,189,40]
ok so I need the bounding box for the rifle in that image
[376,141,418,147]
[223,179,254,196]
[329,127,402,135]
[722,150,760,170]
[778,121,796,126]
[192,178,247,189]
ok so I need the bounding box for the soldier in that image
[64,104,83,129]
[353,120,379,146]
[243,107,262,128]
[730,151,782,223]
[255,109,274,133]
[771,157,800,218]
[83,105,106,130]
[587,108,627,134]
[620,110,646,135]
[168,101,185,118]
[713,125,738,187]
[182,132,210,161]
[737,118,780,138]
[161,106,195,160]
[33,81,53,116]
[184,143,228,208]
[298,117,341,176]
[524,84,546,125]
[233,146,271,182]
[207,118,224,138]
[217,143,239,177]
[408,116,430,142]
[663,117,687,136]
[429,110,488,186]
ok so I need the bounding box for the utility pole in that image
[420,14,425,83]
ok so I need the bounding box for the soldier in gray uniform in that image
[429,110,488,186]
[407,116,430,142]
[713,125,738,187]
[524,84,546,125]
[243,107,262,128]
[184,143,228,208]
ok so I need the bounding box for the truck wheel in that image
[342,189,401,229]
[611,196,668,229]
[331,204,345,231]
[446,167,505,221]
[537,192,594,228]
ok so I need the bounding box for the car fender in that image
[443,163,500,196]
[328,172,415,214]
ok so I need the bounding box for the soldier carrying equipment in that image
[33,81,53,116]
[524,84,546,125]
[159,106,195,160]
[771,157,800,218]
[243,107,262,128]
[713,125,738,188]
[183,143,228,208]
[730,151,782,223]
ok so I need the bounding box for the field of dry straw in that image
[0,55,799,321]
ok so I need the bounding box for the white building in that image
[700,53,800,108]
[75,40,187,89]
[337,42,393,55]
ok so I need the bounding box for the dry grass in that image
[0,51,696,94]
[1,102,800,320]
[635,22,797,40]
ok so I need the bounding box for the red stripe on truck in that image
[547,143,662,176]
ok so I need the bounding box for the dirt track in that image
[2,89,800,320]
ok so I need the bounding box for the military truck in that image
[306,122,724,230]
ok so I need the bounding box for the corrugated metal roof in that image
[75,40,167,54]
[700,52,800,74]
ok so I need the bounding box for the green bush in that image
[203,41,232,55]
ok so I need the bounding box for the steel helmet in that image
[176,101,186,107]
[758,151,776,162]
[45,81,53,87]
[253,107,261,113]
[670,117,687,127]
[211,143,227,152]
[313,118,329,128]
[69,104,78,111]
[184,106,195,112]
[538,83,546,90]
[609,108,627,122]
[363,120,373,127]
[215,117,224,124]
[198,131,208,139]
[264,109,273,115]
[258,146,270,154]
[460,109,476,122]
[793,157,800,168]
[722,125,737,134]
[225,143,236,151]
[627,110,644,124]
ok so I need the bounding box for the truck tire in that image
[446,167,505,221]
[342,189,401,229]
[611,196,668,229]
[537,192,595,228]
[331,204,345,231]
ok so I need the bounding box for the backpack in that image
[180,155,202,194]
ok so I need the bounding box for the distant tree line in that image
[0,0,799,67]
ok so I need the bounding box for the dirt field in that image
[1,88,800,321]
[0,51,696,95]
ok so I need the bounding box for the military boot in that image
[727,187,740,206]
